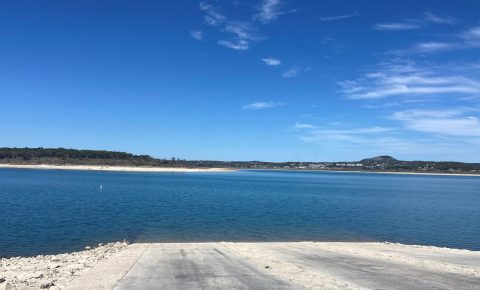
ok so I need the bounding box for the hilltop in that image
[361,156,398,163]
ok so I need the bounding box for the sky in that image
[1,0,480,162]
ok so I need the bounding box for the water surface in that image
[1,168,479,257]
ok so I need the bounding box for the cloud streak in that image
[373,22,421,31]
[391,109,480,137]
[319,12,359,22]
[339,62,480,99]
[254,0,284,23]
[243,101,285,110]
[373,11,455,31]
[294,122,314,129]
[262,57,281,66]
[391,25,480,55]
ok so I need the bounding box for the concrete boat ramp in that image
[66,242,480,290]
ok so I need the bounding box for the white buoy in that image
[99,184,103,191]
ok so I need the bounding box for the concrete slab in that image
[113,243,292,290]
[67,242,480,290]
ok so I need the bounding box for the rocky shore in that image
[0,241,128,290]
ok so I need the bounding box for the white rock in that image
[48,263,61,269]
[39,280,54,289]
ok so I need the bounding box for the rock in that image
[0,240,128,289]
[48,263,61,269]
[39,280,54,289]
[17,271,43,281]
[98,243,104,247]
[65,263,84,271]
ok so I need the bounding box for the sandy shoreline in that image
[1,164,478,176]
[1,241,479,289]
[0,164,235,173]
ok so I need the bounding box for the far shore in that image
[1,163,479,176]
[0,164,235,173]
[244,168,480,177]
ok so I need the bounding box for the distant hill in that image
[361,156,398,163]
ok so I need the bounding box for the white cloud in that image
[243,101,285,110]
[412,42,458,53]
[373,22,421,31]
[298,126,396,148]
[282,68,299,78]
[224,22,258,41]
[254,0,283,23]
[199,2,261,51]
[391,109,480,137]
[190,29,203,41]
[339,62,480,99]
[218,39,249,50]
[461,25,480,46]
[392,25,480,55]
[373,11,455,31]
[392,109,463,120]
[199,2,226,26]
[294,122,314,129]
[319,12,359,22]
[262,57,281,66]
[423,11,456,25]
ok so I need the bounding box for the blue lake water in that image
[1,168,479,257]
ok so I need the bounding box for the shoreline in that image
[0,164,235,173]
[1,241,479,289]
[247,168,480,177]
[1,163,479,176]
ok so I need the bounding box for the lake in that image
[1,168,479,258]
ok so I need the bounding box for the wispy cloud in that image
[390,25,480,55]
[282,68,299,78]
[198,1,271,51]
[373,11,455,31]
[262,57,281,66]
[243,101,285,110]
[254,0,284,23]
[339,62,480,99]
[199,1,226,26]
[295,122,476,159]
[218,39,249,50]
[423,11,456,25]
[298,126,397,149]
[461,25,480,46]
[190,29,203,41]
[411,42,458,53]
[373,22,421,31]
[293,122,315,129]
[391,109,480,137]
[319,12,359,22]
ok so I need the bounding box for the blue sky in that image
[1,1,480,162]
